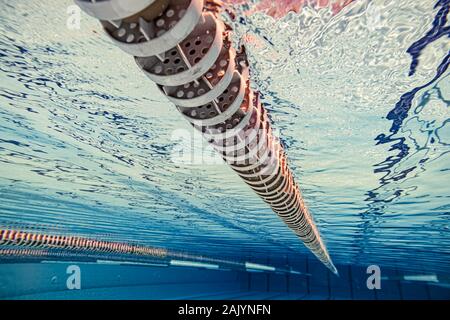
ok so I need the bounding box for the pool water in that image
[0,0,449,299]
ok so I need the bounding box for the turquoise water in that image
[0,0,449,289]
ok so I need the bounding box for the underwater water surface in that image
[0,0,449,281]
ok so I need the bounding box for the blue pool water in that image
[0,0,449,299]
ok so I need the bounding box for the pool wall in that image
[1,261,448,300]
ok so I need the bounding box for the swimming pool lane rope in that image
[0,228,166,258]
[0,228,310,275]
[69,0,337,274]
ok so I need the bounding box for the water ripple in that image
[0,0,449,274]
